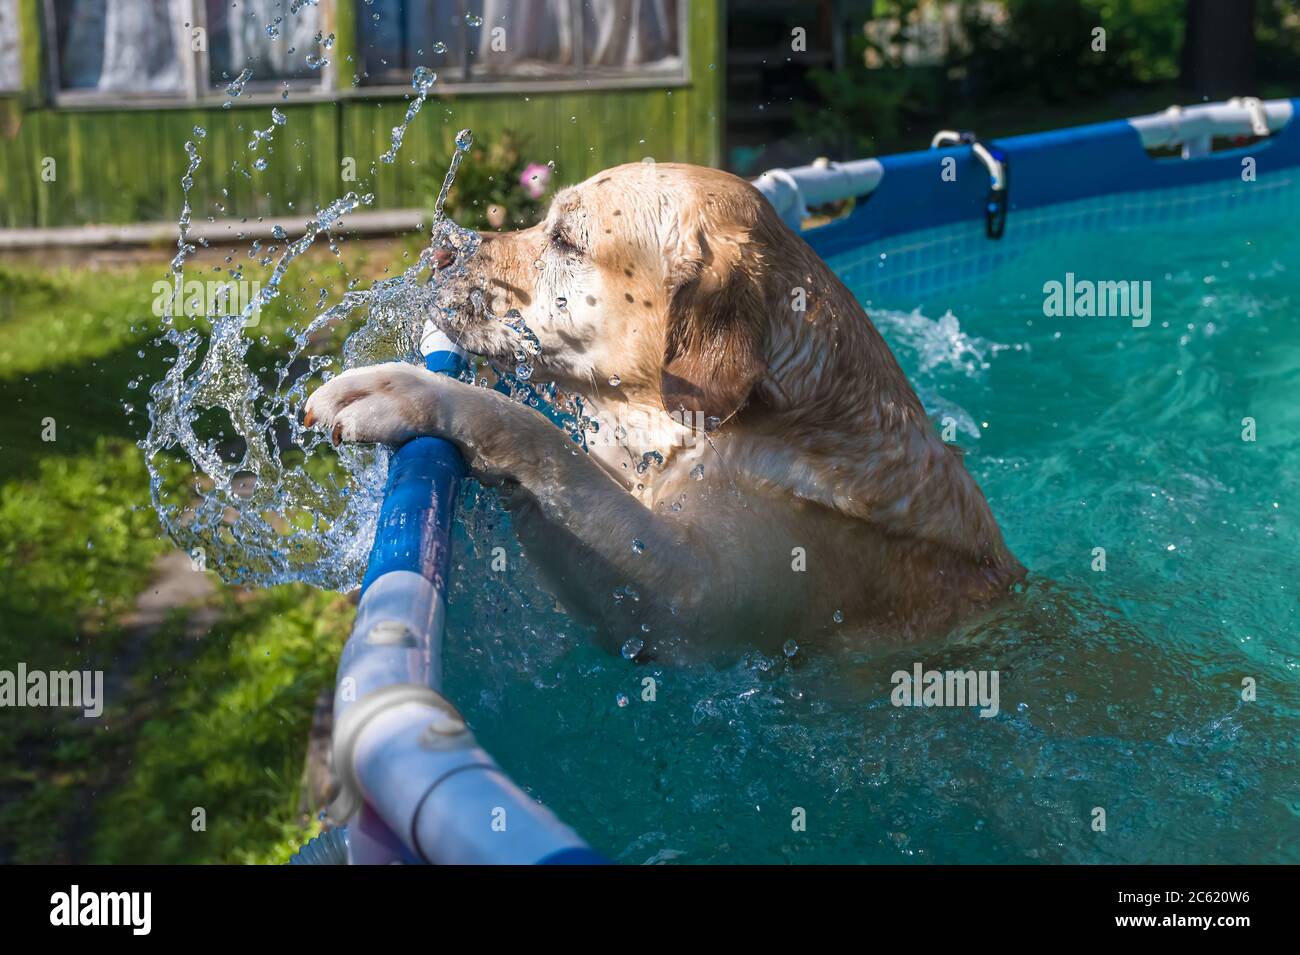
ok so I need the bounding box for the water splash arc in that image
[142,65,478,591]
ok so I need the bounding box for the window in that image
[0,0,22,92]
[204,0,326,90]
[357,0,685,88]
[39,0,685,105]
[43,0,329,103]
[48,0,188,95]
[356,0,471,81]
[580,0,681,77]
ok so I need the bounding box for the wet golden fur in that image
[305,163,1025,659]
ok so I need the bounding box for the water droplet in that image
[466,13,484,26]
[455,128,473,152]
[832,609,843,623]
[620,638,644,660]
[608,374,621,387]
[271,108,287,126]
[253,157,269,171]
[412,66,436,92]
[555,296,567,309]
[690,464,704,481]
[193,125,206,139]
[636,451,663,475]
[615,692,629,708]
[783,640,798,657]
[271,225,287,240]
[432,41,448,54]
[225,69,253,97]
[631,538,645,554]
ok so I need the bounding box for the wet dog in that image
[304,163,1024,659]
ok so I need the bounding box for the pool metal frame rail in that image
[325,324,603,865]
[754,96,1299,242]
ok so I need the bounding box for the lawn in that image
[0,244,412,863]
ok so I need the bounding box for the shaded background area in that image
[3,2,1300,227]
[728,0,1300,174]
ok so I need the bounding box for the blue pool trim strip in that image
[358,350,467,596]
[342,336,602,863]
[803,98,1300,259]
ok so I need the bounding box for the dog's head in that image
[434,162,786,429]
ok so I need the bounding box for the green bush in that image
[431,130,554,231]
[798,0,1206,157]
[1257,0,1300,92]
[954,0,1183,104]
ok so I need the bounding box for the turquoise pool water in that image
[441,182,1300,864]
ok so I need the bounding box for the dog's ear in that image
[661,225,766,430]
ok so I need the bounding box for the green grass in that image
[0,251,385,863]
[89,586,352,864]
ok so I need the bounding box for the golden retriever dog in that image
[304,162,1025,659]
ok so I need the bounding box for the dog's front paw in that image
[303,363,437,447]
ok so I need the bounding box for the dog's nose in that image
[433,246,456,271]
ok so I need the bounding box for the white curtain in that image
[219,0,321,80]
[476,0,574,75]
[475,0,677,75]
[0,0,20,91]
[585,0,678,70]
[57,0,187,92]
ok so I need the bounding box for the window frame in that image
[40,0,690,109]
[351,0,690,96]
[42,0,335,108]
[0,0,23,93]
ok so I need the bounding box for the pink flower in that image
[520,162,551,200]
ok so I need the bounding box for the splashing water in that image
[380,67,437,164]
[143,67,479,590]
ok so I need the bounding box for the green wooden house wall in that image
[0,0,723,229]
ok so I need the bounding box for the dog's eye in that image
[548,227,583,256]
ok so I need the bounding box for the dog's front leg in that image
[304,363,718,649]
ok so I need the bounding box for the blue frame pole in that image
[328,323,602,865]
[358,328,468,595]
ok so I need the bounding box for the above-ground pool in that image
[435,154,1299,863]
